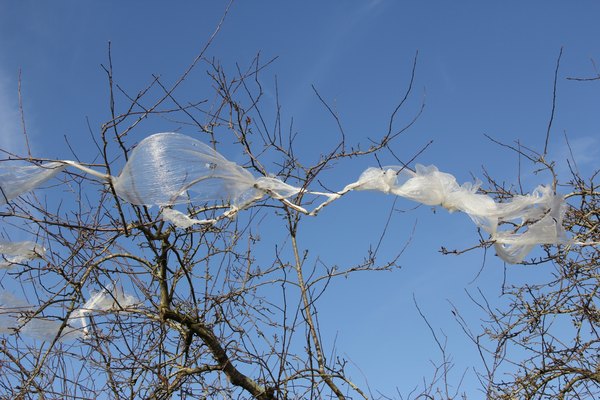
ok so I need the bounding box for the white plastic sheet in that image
[0,291,79,341]
[493,193,567,263]
[0,240,45,269]
[112,133,266,206]
[0,162,64,205]
[351,164,567,263]
[0,133,570,263]
[0,134,302,209]
[161,208,210,228]
[73,287,138,338]
[1,133,305,226]
[0,287,137,340]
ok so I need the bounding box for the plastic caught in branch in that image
[0,133,571,263]
[161,207,213,228]
[349,164,568,263]
[112,133,265,206]
[0,162,65,205]
[0,240,45,269]
[0,291,79,341]
[0,133,307,220]
[493,192,567,263]
[72,286,138,338]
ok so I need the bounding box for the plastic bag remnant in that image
[112,133,264,206]
[0,291,79,341]
[161,207,210,228]
[0,240,45,269]
[0,162,65,206]
[350,164,567,263]
[0,133,570,263]
[493,192,567,263]
[0,287,137,340]
[354,164,494,211]
[254,176,301,199]
[0,133,303,211]
[73,286,138,338]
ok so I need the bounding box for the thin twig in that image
[543,47,563,157]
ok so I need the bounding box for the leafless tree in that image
[458,148,600,399]
[441,52,600,400]
[2,11,597,400]
[0,22,424,399]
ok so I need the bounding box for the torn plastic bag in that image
[255,176,301,199]
[111,133,294,207]
[351,164,568,263]
[0,134,300,210]
[0,291,79,341]
[0,162,65,205]
[161,208,209,228]
[352,166,406,193]
[493,185,555,221]
[72,286,138,337]
[493,192,568,263]
[111,132,259,206]
[0,240,45,269]
[391,164,462,207]
[354,165,478,209]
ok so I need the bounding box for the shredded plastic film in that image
[348,164,568,263]
[73,286,138,338]
[161,208,210,228]
[0,240,45,269]
[112,133,261,206]
[0,133,573,263]
[0,287,138,341]
[0,162,65,206]
[0,291,79,341]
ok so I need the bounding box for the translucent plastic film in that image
[74,286,138,337]
[0,132,570,264]
[112,133,263,206]
[0,287,137,340]
[0,240,45,269]
[161,208,210,228]
[352,164,567,263]
[0,291,79,341]
[0,162,65,205]
[0,134,302,212]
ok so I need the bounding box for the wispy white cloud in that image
[367,0,386,9]
[0,70,26,156]
[552,135,599,179]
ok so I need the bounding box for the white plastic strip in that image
[0,240,45,269]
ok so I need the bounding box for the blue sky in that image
[1,1,600,397]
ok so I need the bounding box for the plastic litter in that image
[493,192,567,263]
[112,133,264,206]
[350,164,568,263]
[0,162,64,205]
[0,133,571,263]
[161,208,209,228]
[0,287,137,340]
[0,291,78,340]
[0,291,29,335]
[73,286,138,338]
[0,134,303,210]
[0,240,45,269]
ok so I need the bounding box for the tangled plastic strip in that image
[0,240,45,269]
[332,165,569,263]
[161,208,211,228]
[0,161,65,206]
[1,133,329,213]
[0,287,138,341]
[0,133,574,263]
[72,286,138,338]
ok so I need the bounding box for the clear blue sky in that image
[1,1,599,396]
